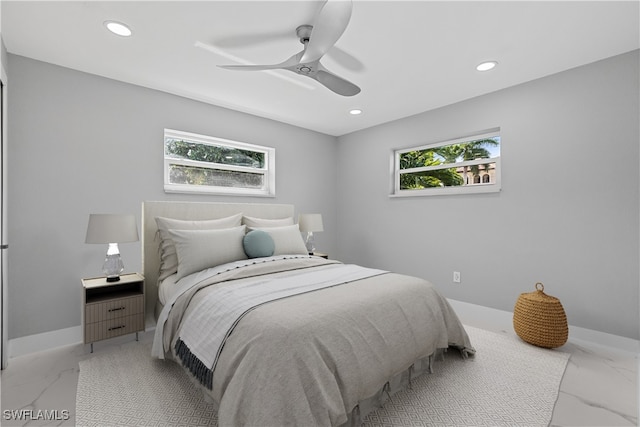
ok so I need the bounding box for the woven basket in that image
[513,282,568,348]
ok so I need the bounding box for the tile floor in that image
[1,317,637,426]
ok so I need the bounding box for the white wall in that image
[6,55,338,339]
[336,50,639,340]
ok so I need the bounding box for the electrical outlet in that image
[453,271,461,283]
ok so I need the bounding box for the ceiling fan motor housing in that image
[295,63,316,75]
[296,25,313,44]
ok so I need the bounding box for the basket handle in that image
[535,282,544,292]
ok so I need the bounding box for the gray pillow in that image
[155,213,243,280]
[242,215,294,228]
[168,225,247,280]
[243,230,275,259]
[250,224,308,255]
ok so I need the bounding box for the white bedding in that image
[176,261,386,375]
[153,255,475,426]
[152,254,321,359]
[158,273,179,306]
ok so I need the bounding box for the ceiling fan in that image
[217,0,361,97]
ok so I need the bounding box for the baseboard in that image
[448,299,640,355]
[8,324,156,359]
[7,301,638,358]
[567,324,640,355]
[8,325,82,358]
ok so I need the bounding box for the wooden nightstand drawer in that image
[82,273,145,351]
[85,294,144,324]
[84,313,145,343]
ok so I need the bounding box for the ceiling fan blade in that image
[219,51,303,71]
[219,64,283,71]
[300,0,353,64]
[312,63,360,96]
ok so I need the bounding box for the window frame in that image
[163,129,276,197]
[391,130,501,197]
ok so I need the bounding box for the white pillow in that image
[242,215,294,228]
[168,225,248,281]
[155,214,243,280]
[252,224,308,255]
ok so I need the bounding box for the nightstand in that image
[82,272,145,352]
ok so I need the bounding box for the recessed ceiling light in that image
[476,61,498,72]
[349,109,362,115]
[104,21,132,37]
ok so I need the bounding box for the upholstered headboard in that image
[142,201,295,325]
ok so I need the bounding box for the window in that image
[164,129,275,197]
[392,130,501,197]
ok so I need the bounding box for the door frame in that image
[1,63,8,370]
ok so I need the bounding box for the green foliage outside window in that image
[399,150,463,188]
[168,164,263,188]
[165,138,265,168]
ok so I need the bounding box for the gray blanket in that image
[158,257,474,426]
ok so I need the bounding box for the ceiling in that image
[2,1,639,136]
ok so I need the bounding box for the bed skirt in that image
[342,348,449,426]
[169,345,454,426]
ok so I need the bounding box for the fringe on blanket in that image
[175,338,214,390]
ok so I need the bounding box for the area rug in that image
[76,326,569,426]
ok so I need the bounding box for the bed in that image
[143,200,474,426]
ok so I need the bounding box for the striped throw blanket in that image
[173,263,386,389]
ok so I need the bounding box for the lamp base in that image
[305,231,316,254]
[102,244,124,282]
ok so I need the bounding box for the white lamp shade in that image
[298,214,324,233]
[85,214,139,244]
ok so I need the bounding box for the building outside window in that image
[392,130,501,197]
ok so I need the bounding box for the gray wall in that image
[336,50,639,340]
[7,50,640,341]
[7,55,338,339]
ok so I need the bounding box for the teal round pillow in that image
[243,230,275,258]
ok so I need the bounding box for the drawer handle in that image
[108,306,126,312]
[108,325,125,331]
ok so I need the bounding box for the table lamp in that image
[85,214,139,282]
[298,213,323,255]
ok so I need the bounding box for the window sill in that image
[390,184,501,198]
